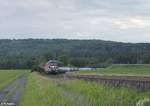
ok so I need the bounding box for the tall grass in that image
[20,73,73,106]
[20,73,150,106]
[59,80,150,106]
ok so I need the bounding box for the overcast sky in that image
[0,0,150,42]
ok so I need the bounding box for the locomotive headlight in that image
[52,66,55,68]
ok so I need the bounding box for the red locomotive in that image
[44,60,59,74]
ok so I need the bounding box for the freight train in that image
[32,60,79,74]
[43,60,79,74]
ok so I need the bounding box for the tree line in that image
[0,39,150,69]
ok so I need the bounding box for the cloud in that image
[0,0,150,42]
[114,17,150,29]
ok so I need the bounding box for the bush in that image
[31,66,45,73]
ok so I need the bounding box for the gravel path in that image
[0,74,27,106]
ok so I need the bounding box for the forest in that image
[0,39,150,69]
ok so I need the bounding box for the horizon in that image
[0,38,150,44]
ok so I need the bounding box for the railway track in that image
[65,75,150,91]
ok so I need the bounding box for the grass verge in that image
[20,73,73,106]
[20,73,150,106]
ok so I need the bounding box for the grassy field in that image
[74,64,150,76]
[0,70,28,90]
[1,67,150,106]
[20,73,150,106]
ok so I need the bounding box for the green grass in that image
[60,80,150,106]
[20,73,73,106]
[0,70,29,90]
[74,64,150,76]
[20,73,150,106]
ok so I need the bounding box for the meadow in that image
[75,64,150,76]
[0,70,27,90]
[20,72,150,106]
[1,65,150,106]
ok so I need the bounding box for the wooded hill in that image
[0,39,150,69]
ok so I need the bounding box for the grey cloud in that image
[0,0,150,42]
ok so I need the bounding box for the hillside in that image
[0,39,150,68]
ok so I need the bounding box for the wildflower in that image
[136,97,150,106]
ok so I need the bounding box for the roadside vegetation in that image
[20,73,73,106]
[74,64,150,76]
[0,70,28,90]
[20,73,150,106]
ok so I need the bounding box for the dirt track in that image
[0,74,27,106]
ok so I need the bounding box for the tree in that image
[43,52,54,61]
[69,58,87,67]
[58,55,69,66]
